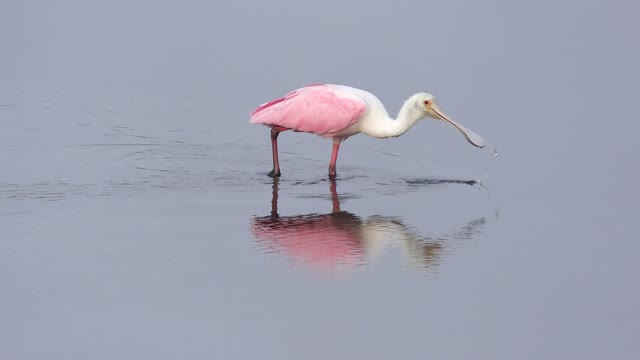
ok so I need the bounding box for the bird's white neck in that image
[361,96,426,139]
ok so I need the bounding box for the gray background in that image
[1,0,639,359]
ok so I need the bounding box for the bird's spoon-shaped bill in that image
[432,106,486,148]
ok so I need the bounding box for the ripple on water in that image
[1,87,489,206]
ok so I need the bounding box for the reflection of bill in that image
[251,179,487,273]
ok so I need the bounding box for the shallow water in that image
[2,84,637,359]
[2,1,640,359]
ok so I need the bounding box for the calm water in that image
[2,1,639,359]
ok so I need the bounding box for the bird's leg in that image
[268,126,289,177]
[328,138,342,179]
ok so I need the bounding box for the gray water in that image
[2,1,639,359]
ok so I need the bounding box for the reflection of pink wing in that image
[250,84,367,136]
[251,213,364,270]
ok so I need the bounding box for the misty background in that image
[1,0,639,359]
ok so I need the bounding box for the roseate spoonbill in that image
[250,179,487,271]
[250,84,485,178]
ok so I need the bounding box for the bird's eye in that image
[423,100,430,105]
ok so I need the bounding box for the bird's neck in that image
[363,98,425,138]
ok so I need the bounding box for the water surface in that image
[1,1,639,359]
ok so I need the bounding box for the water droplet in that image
[493,147,499,157]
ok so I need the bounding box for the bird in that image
[250,83,485,178]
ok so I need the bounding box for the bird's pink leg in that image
[268,126,289,177]
[328,138,342,179]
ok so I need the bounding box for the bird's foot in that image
[328,172,337,180]
[268,169,281,178]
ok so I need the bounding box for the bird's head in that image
[413,93,485,148]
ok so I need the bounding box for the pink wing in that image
[250,84,367,136]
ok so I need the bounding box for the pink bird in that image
[250,84,485,178]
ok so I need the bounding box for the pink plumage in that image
[250,83,485,178]
[250,84,366,137]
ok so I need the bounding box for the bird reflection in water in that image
[251,179,487,273]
